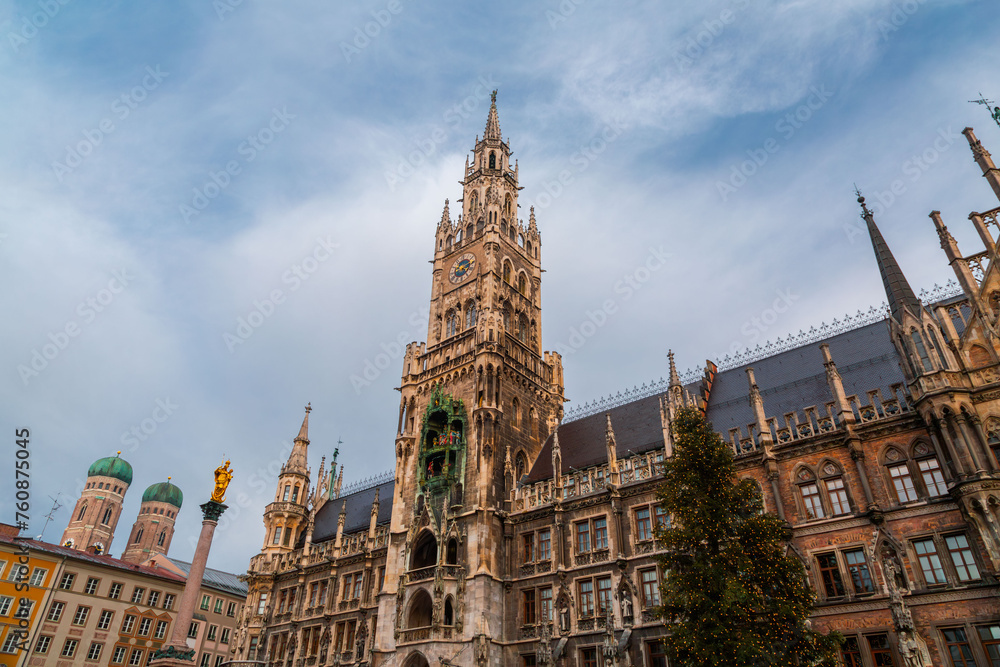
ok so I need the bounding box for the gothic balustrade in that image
[400,627,431,643]
[536,559,551,573]
[592,548,609,563]
[407,566,435,583]
[577,618,594,632]
[519,563,535,577]
[442,565,461,578]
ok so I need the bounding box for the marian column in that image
[150,461,234,665]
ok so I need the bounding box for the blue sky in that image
[1,0,998,573]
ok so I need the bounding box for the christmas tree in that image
[655,407,842,666]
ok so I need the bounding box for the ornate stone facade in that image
[232,106,1000,667]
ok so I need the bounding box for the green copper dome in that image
[142,481,183,508]
[87,455,134,485]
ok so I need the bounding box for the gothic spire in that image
[668,350,681,388]
[440,199,450,228]
[484,90,501,141]
[295,403,311,443]
[858,192,921,322]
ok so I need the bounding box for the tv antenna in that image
[37,494,63,540]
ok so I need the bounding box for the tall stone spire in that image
[858,192,921,322]
[484,89,501,141]
[963,127,1000,203]
[283,404,311,477]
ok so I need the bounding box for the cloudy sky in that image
[2,0,998,573]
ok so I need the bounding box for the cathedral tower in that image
[61,453,133,555]
[261,406,313,554]
[375,92,565,665]
[120,479,183,564]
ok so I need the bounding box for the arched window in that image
[794,467,824,520]
[77,503,88,521]
[465,301,477,328]
[910,329,933,372]
[446,539,458,565]
[489,152,496,169]
[515,452,528,481]
[926,327,948,369]
[517,274,527,295]
[444,597,454,625]
[454,229,462,244]
[509,225,516,241]
[511,398,520,427]
[411,531,438,569]
[477,217,485,234]
[527,409,536,438]
[407,590,434,629]
[883,447,918,503]
[446,310,458,337]
[502,306,512,332]
[526,240,533,255]
[504,195,513,219]
[518,315,529,344]
[158,532,166,547]
[500,221,508,237]
[102,508,113,525]
[465,223,473,240]
[134,528,143,544]
[503,261,512,284]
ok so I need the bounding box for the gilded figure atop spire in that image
[212,460,233,503]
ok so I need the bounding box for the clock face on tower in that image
[450,253,476,284]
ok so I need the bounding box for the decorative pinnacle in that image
[856,188,921,322]
[668,350,680,387]
[296,404,311,443]
[484,90,501,141]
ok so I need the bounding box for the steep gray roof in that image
[312,480,394,543]
[527,319,905,481]
[166,557,247,598]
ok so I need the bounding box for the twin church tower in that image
[59,453,184,565]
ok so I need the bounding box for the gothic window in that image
[915,452,948,497]
[406,590,433,629]
[282,485,290,502]
[133,528,143,544]
[272,526,282,545]
[887,458,918,503]
[518,314,529,344]
[489,151,496,169]
[78,504,87,521]
[515,451,527,481]
[157,532,166,547]
[443,597,454,625]
[465,223,473,239]
[526,240,533,255]
[926,327,948,369]
[518,233,525,248]
[503,261,512,283]
[910,329,933,372]
[446,310,458,337]
[291,486,300,503]
[511,398,520,427]
[465,301,477,328]
[527,409,536,439]
[794,468,824,520]
[517,273,527,295]
[477,217,485,234]
[411,531,437,569]
[502,306,512,332]
[898,335,918,376]
[501,220,508,236]
[504,195,512,218]
[446,539,458,565]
